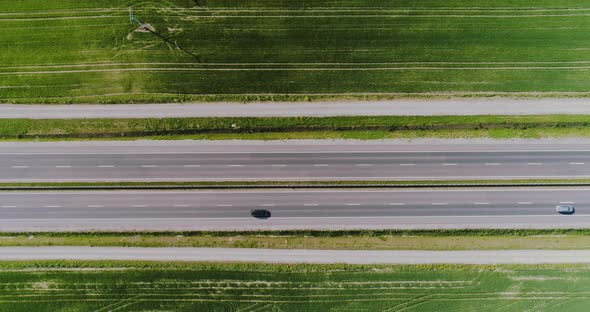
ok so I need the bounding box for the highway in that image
[6,98,590,118]
[4,140,590,181]
[0,188,588,231]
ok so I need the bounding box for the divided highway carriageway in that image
[3,141,590,182]
[0,188,587,231]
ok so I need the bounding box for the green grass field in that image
[0,261,588,311]
[4,0,590,103]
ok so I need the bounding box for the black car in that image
[251,209,271,219]
[556,205,575,215]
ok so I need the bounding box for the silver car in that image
[556,205,575,214]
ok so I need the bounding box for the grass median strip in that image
[6,229,590,250]
[4,115,590,140]
[1,179,590,189]
[0,260,587,311]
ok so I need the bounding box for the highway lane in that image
[4,141,590,181]
[0,188,588,231]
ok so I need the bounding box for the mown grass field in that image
[3,0,590,103]
[0,261,588,311]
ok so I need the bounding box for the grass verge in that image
[0,260,587,311]
[6,229,590,250]
[4,115,590,140]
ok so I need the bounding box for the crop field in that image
[0,261,588,311]
[3,0,590,103]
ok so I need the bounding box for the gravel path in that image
[5,98,590,118]
[2,247,590,264]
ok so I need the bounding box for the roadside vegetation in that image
[4,115,590,140]
[0,179,588,189]
[0,260,588,311]
[4,0,590,103]
[6,229,590,250]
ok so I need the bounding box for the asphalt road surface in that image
[0,188,588,231]
[4,140,590,182]
[6,98,590,118]
[2,247,590,264]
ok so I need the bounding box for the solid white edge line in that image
[4,149,590,155]
[5,188,590,195]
